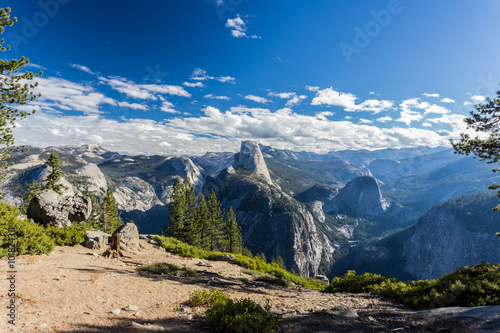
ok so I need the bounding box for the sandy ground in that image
[0,240,481,332]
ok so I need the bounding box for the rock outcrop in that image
[84,230,109,250]
[113,223,140,252]
[233,140,273,185]
[27,190,92,227]
[220,176,337,276]
[335,176,388,216]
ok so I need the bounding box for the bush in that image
[327,263,500,309]
[326,270,394,293]
[188,288,230,307]
[136,262,196,277]
[206,297,279,333]
[0,202,55,257]
[45,224,87,246]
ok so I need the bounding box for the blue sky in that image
[6,0,500,155]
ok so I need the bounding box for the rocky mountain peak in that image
[337,176,388,215]
[234,140,273,184]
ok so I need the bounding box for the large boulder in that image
[113,223,140,252]
[84,230,110,250]
[27,190,92,227]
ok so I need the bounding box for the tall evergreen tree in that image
[0,7,42,188]
[195,193,210,250]
[222,206,243,254]
[207,189,224,251]
[165,177,186,239]
[21,179,42,214]
[182,178,198,245]
[44,151,67,194]
[99,186,122,233]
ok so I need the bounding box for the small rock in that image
[197,261,207,266]
[110,308,121,314]
[368,316,377,323]
[183,314,193,320]
[391,328,404,332]
[37,323,48,329]
[216,254,235,261]
[181,307,188,313]
[149,239,159,245]
[328,305,358,319]
[123,305,139,311]
[296,307,305,314]
[175,273,180,277]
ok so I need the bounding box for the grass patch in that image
[137,262,196,277]
[327,262,500,309]
[153,235,325,290]
[188,288,230,307]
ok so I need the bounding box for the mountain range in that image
[1,141,499,278]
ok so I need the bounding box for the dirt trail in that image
[0,240,476,332]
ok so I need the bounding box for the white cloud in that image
[376,116,393,123]
[311,87,393,114]
[160,101,180,114]
[68,63,96,75]
[28,63,46,70]
[441,98,455,103]
[427,114,467,132]
[190,68,213,81]
[244,95,271,104]
[268,91,307,106]
[99,76,191,99]
[424,104,451,115]
[423,93,440,98]
[30,77,116,114]
[183,81,204,88]
[117,102,147,111]
[471,95,486,103]
[189,69,235,84]
[225,15,261,39]
[422,122,432,127]
[205,94,231,101]
[369,91,376,95]
[358,118,373,124]
[315,111,334,120]
[396,98,427,126]
[305,85,320,92]
[216,76,236,84]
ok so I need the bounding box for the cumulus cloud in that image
[311,87,393,114]
[225,15,261,39]
[441,98,455,103]
[268,91,307,106]
[205,94,231,101]
[99,76,191,99]
[68,63,96,75]
[117,102,148,111]
[183,81,204,88]
[305,85,320,92]
[30,77,116,114]
[396,98,427,126]
[423,93,440,98]
[376,116,393,123]
[189,68,235,84]
[244,95,271,104]
[160,101,180,114]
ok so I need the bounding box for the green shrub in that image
[188,288,230,307]
[206,297,279,333]
[136,262,196,276]
[45,224,87,246]
[0,202,55,257]
[327,263,500,309]
[153,235,325,290]
[326,270,395,293]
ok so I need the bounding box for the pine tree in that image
[99,186,122,233]
[276,256,285,269]
[222,206,243,254]
[21,180,42,214]
[182,178,198,245]
[207,189,224,251]
[44,151,67,194]
[195,193,211,251]
[165,177,186,239]
[257,252,267,263]
[0,7,42,187]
